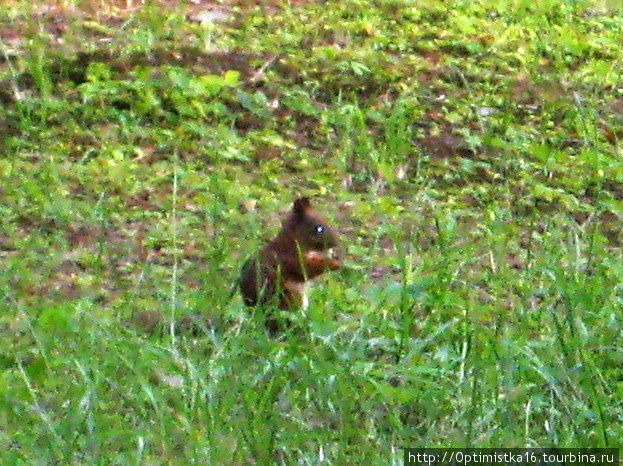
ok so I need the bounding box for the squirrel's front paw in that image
[305,250,341,270]
[328,258,341,269]
[326,248,342,269]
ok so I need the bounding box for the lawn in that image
[1,0,622,462]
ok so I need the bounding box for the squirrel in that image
[239,197,341,330]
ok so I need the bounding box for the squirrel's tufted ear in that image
[293,197,311,215]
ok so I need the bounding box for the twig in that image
[247,55,277,84]
[0,37,22,101]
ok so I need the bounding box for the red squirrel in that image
[239,197,341,326]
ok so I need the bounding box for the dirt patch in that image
[0,47,266,103]
[603,180,623,200]
[415,132,473,159]
[610,98,623,114]
[66,223,101,247]
[71,48,260,82]
[413,47,444,66]
[598,210,622,246]
[511,74,566,106]
[0,25,22,48]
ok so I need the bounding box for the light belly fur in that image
[285,281,310,310]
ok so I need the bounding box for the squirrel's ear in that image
[293,197,311,215]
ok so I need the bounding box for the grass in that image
[1,0,623,462]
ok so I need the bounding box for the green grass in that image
[1,0,623,462]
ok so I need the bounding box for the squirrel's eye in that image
[315,225,325,234]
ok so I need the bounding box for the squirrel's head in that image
[283,197,339,251]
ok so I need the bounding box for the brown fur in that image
[239,198,341,328]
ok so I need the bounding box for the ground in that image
[1,0,622,462]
